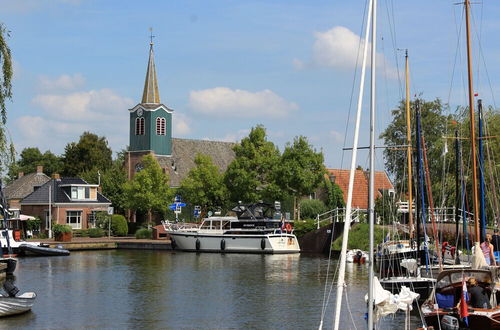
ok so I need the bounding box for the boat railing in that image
[161,220,199,231]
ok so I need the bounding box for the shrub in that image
[111,215,128,236]
[331,223,386,251]
[88,228,105,238]
[293,219,319,237]
[52,224,72,235]
[26,218,41,232]
[135,228,152,239]
[73,229,89,237]
[95,211,110,229]
[299,199,327,220]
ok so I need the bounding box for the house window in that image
[135,117,145,135]
[156,117,166,135]
[66,210,82,229]
[71,187,86,200]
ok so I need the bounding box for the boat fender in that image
[285,223,292,233]
[220,239,225,251]
[171,239,177,250]
[261,238,266,250]
[3,281,19,297]
[195,239,201,251]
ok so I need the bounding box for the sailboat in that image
[421,1,500,328]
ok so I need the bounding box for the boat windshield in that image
[436,271,492,289]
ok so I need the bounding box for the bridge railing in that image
[316,208,368,229]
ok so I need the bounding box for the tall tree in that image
[224,125,281,204]
[62,132,112,176]
[322,177,345,210]
[7,147,63,181]
[122,154,172,225]
[276,136,325,220]
[0,23,14,174]
[178,153,227,216]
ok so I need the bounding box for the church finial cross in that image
[149,27,155,45]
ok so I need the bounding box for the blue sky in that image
[1,0,499,170]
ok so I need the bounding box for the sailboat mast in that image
[367,0,377,327]
[331,1,373,329]
[478,99,486,242]
[464,0,480,243]
[404,51,414,240]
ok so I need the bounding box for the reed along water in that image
[3,250,420,329]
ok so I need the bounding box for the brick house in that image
[20,176,111,232]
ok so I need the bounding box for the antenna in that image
[149,27,155,45]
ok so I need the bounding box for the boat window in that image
[222,221,230,229]
[200,221,211,229]
[211,221,220,229]
[436,275,451,289]
[449,271,491,284]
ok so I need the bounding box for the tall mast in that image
[367,0,377,327]
[404,51,414,240]
[465,0,480,242]
[331,0,373,329]
[478,99,486,242]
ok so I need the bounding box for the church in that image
[124,41,236,188]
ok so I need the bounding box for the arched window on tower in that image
[135,117,145,135]
[156,117,166,135]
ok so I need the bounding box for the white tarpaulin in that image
[366,277,420,322]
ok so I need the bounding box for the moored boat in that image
[164,202,300,254]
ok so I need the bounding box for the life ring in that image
[285,223,292,233]
[195,239,201,251]
[220,239,226,251]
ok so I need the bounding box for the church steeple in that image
[141,38,160,104]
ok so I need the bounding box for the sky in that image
[1,0,499,170]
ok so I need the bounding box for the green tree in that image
[62,132,112,176]
[224,125,281,204]
[7,147,63,181]
[322,177,345,209]
[299,199,327,220]
[276,136,325,220]
[178,153,227,216]
[374,190,397,225]
[122,154,172,225]
[0,24,14,174]
[80,151,127,214]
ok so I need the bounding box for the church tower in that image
[127,39,173,177]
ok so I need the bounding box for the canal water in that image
[3,251,421,329]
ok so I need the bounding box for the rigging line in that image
[384,0,403,99]
[340,0,369,170]
[447,4,466,106]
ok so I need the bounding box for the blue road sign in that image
[169,202,186,211]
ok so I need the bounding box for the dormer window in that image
[71,186,90,200]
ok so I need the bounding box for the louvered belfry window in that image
[135,117,145,135]
[156,117,166,135]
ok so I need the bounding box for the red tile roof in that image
[326,169,394,210]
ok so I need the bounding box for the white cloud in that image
[32,88,134,121]
[173,113,191,136]
[38,73,86,91]
[189,87,298,118]
[298,26,398,78]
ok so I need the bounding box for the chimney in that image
[18,172,24,178]
[36,165,43,174]
[52,173,60,180]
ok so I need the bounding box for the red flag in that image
[459,277,469,326]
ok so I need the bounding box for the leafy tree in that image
[299,199,327,220]
[62,132,112,176]
[80,151,127,214]
[224,125,282,204]
[322,177,345,209]
[276,136,325,219]
[178,153,227,216]
[0,24,14,174]
[122,154,172,225]
[7,147,63,181]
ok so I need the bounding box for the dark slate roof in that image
[157,138,236,187]
[21,177,111,205]
[4,172,51,200]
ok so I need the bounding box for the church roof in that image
[157,138,237,187]
[141,42,161,104]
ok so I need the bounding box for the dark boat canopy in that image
[231,203,276,220]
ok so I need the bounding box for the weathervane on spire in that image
[149,27,155,45]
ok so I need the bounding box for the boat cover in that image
[366,276,420,321]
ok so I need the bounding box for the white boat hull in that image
[168,232,300,254]
[0,292,36,317]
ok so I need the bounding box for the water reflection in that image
[1,251,420,329]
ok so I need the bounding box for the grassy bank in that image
[332,223,386,251]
